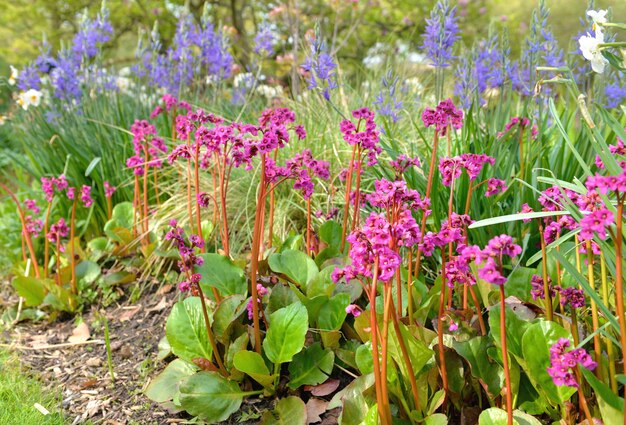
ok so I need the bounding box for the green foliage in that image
[165,297,212,363]
[287,342,334,389]
[178,371,245,424]
[196,254,247,297]
[263,302,308,364]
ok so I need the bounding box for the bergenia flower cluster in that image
[127,120,168,175]
[422,99,463,135]
[264,149,330,199]
[497,116,538,140]
[164,219,204,292]
[340,108,382,166]
[547,338,596,388]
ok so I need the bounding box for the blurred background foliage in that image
[1,0,625,70]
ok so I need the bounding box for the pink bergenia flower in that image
[103,181,116,198]
[421,99,463,135]
[81,185,93,208]
[579,208,613,241]
[484,178,507,196]
[547,338,596,388]
[345,304,362,318]
[24,199,40,214]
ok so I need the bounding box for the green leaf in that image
[319,220,343,250]
[330,374,375,425]
[423,413,448,425]
[178,371,244,423]
[478,408,520,425]
[212,295,246,345]
[317,292,349,331]
[489,305,531,360]
[453,336,504,399]
[226,333,249,371]
[196,253,247,297]
[521,321,576,405]
[355,342,374,375]
[268,249,318,288]
[267,283,300,315]
[233,351,275,389]
[145,359,197,403]
[581,368,624,423]
[75,261,101,284]
[260,396,307,425]
[469,211,568,229]
[263,302,308,364]
[503,267,534,301]
[84,157,101,177]
[288,342,334,389]
[12,276,47,306]
[166,297,212,363]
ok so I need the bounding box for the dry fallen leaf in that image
[147,297,168,313]
[119,305,142,322]
[306,398,328,424]
[305,379,341,397]
[157,284,173,295]
[68,322,90,343]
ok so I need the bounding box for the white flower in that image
[0,115,7,125]
[587,9,608,36]
[8,66,18,86]
[16,89,43,110]
[578,31,609,74]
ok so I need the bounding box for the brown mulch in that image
[2,284,178,424]
[1,284,343,425]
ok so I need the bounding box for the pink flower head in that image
[547,338,596,388]
[477,257,507,285]
[579,208,614,241]
[485,178,507,196]
[103,181,116,198]
[438,156,464,187]
[345,304,361,317]
[81,185,93,208]
[559,287,585,309]
[66,187,76,200]
[421,99,463,135]
[520,203,534,222]
[483,234,522,258]
[340,107,382,166]
[24,199,40,214]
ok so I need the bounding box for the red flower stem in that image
[538,220,554,321]
[381,282,392,409]
[211,164,219,230]
[220,150,231,256]
[186,158,194,235]
[340,145,357,252]
[351,149,363,230]
[585,241,603,380]
[600,252,618,392]
[132,175,139,239]
[407,249,414,321]
[143,143,150,245]
[438,250,449,397]
[0,182,40,278]
[389,296,421,411]
[21,234,27,262]
[306,197,312,254]
[153,168,160,207]
[55,240,61,285]
[613,196,626,422]
[267,148,278,249]
[369,259,391,425]
[499,284,513,425]
[469,285,486,335]
[249,155,267,354]
[413,131,439,282]
[106,197,112,221]
[574,367,594,425]
[193,145,204,246]
[194,281,227,376]
[69,198,77,294]
[43,202,52,278]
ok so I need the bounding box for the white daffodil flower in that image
[16,89,43,110]
[8,65,18,86]
[579,31,609,74]
[587,9,608,36]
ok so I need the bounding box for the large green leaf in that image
[387,320,433,381]
[329,374,375,425]
[319,220,343,250]
[267,283,300,315]
[288,342,334,389]
[317,292,350,331]
[166,297,212,363]
[233,350,275,389]
[453,336,504,399]
[11,276,47,306]
[478,408,520,425]
[268,249,318,288]
[260,396,307,425]
[145,359,197,403]
[178,371,244,423]
[75,260,101,285]
[263,302,308,364]
[212,295,246,345]
[196,253,247,297]
[489,305,531,361]
[104,202,134,243]
[521,321,576,405]
[581,368,625,424]
[503,267,534,301]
